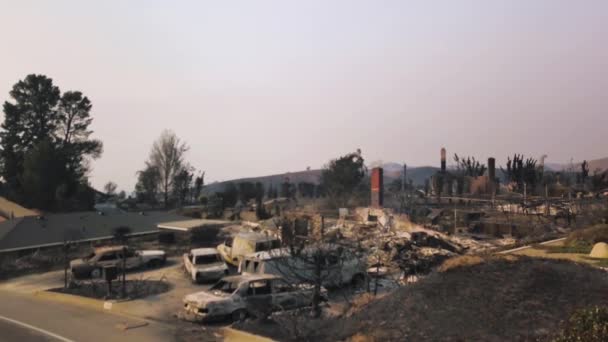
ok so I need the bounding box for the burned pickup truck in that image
[70,246,166,279]
[182,274,325,322]
[183,248,229,283]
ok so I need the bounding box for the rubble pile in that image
[344,210,470,280]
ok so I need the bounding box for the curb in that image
[498,237,566,254]
[222,327,275,342]
[33,290,169,327]
[34,290,107,311]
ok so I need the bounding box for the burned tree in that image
[453,154,487,177]
[502,154,539,192]
[581,160,590,185]
[260,217,367,318]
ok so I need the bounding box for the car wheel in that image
[90,268,101,278]
[351,273,366,288]
[232,309,248,322]
[147,259,160,268]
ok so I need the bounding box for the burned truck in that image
[238,244,368,288]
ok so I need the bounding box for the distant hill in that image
[203,163,439,194]
[203,169,323,194]
[545,157,608,173]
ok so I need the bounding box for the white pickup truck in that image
[183,248,229,283]
[70,245,166,279]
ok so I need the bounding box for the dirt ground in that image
[239,256,608,342]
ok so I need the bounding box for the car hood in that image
[194,262,227,272]
[183,290,230,307]
[70,258,89,268]
[138,250,165,257]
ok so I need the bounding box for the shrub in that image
[564,224,608,248]
[552,306,608,342]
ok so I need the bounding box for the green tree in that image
[319,150,366,207]
[172,166,193,206]
[254,182,265,203]
[135,165,161,204]
[221,182,239,208]
[0,75,102,210]
[238,181,257,202]
[193,172,205,202]
[104,181,118,197]
[20,139,64,209]
[57,91,102,181]
[280,177,296,199]
[297,182,316,197]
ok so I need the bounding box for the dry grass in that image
[344,292,389,317]
[347,333,375,342]
[565,224,608,247]
[438,255,485,272]
[438,254,519,272]
[251,257,608,342]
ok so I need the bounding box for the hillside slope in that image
[242,256,608,341]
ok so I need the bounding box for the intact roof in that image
[0,211,189,253]
[157,219,232,232]
[191,248,219,256]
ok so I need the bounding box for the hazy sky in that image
[1,1,607,192]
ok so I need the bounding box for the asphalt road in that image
[0,319,56,341]
[0,290,176,342]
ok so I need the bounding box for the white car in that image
[182,274,325,322]
[70,246,166,279]
[183,248,229,283]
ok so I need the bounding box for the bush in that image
[552,306,608,342]
[564,224,608,248]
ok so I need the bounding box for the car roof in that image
[94,245,128,253]
[221,273,282,283]
[244,247,290,260]
[236,232,279,243]
[190,248,218,256]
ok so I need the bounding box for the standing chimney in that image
[371,167,384,208]
[488,157,496,194]
[402,163,407,193]
[440,148,447,172]
[488,157,496,181]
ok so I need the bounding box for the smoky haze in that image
[1,1,607,192]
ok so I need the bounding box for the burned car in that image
[239,244,368,288]
[70,245,166,279]
[217,232,281,267]
[183,248,229,283]
[182,274,325,322]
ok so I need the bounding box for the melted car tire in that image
[90,268,101,278]
[351,273,366,288]
[232,309,248,322]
